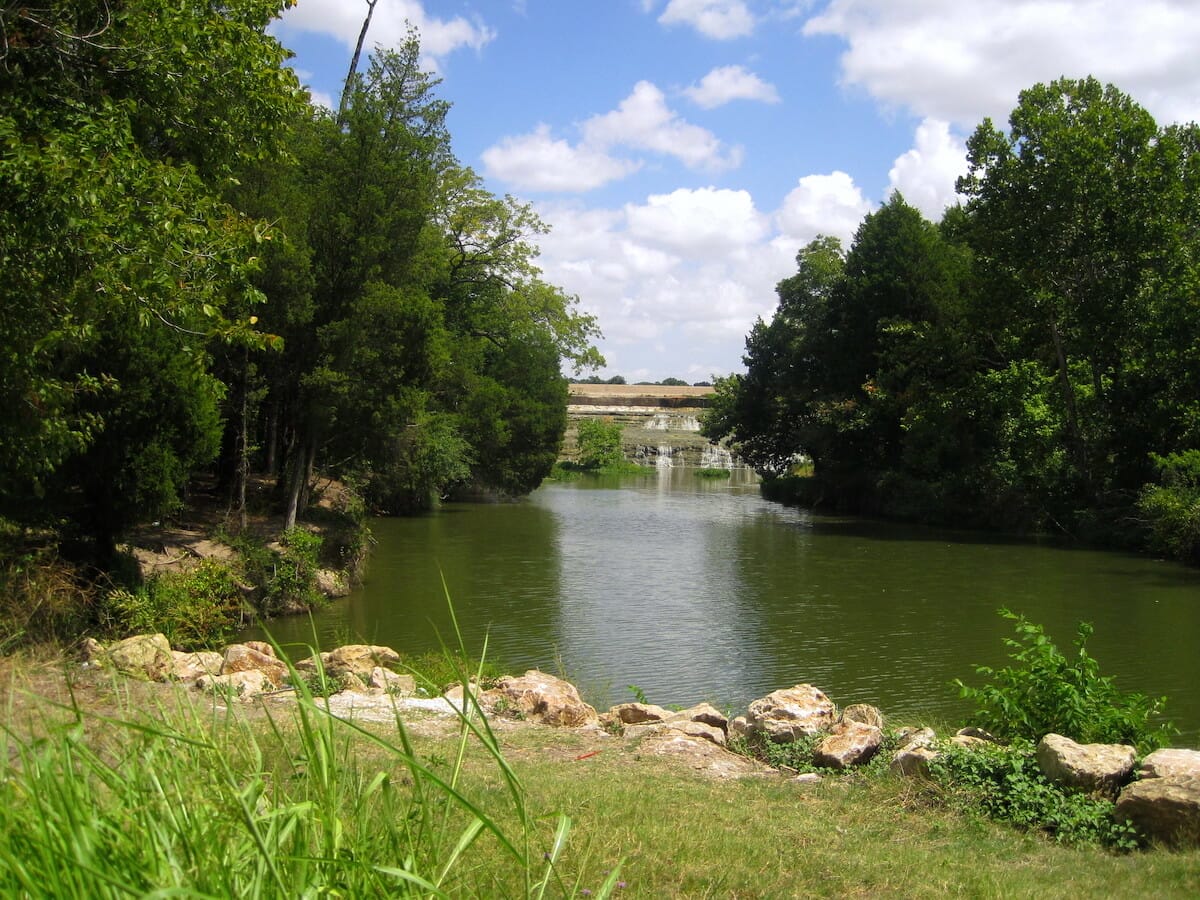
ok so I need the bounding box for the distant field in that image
[567,383,714,400]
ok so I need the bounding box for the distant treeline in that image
[704,78,1200,564]
[0,4,601,564]
[569,376,712,386]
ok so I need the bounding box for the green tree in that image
[576,419,625,470]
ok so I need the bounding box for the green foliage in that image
[100,561,243,650]
[1138,451,1200,563]
[927,742,1141,850]
[576,419,626,470]
[955,610,1174,750]
[694,468,731,479]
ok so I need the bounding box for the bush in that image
[955,610,1173,750]
[576,419,625,470]
[100,560,243,649]
[1138,450,1200,563]
[927,741,1141,849]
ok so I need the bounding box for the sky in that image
[272,0,1200,383]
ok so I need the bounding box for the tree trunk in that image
[1048,316,1087,476]
[337,0,378,126]
[264,401,278,475]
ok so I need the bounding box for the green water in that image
[250,469,1200,741]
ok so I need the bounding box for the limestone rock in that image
[222,643,289,688]
[892,745,940,778]
[841,704,884,729]
[950,734,991,750]
[1115,776,1200,847]
[608,702,671,725]
[744,684,837,743]
[1138,748,1200,780]
[315,569,351,598]
[813,720,882,769]
[369,666,416,695]
[197,670,270,700]
[80,637,107,665]
[1036,733,1136,797]
[636,729,773,779]
[625,719,726,747]
[294,652,331,675]
[956,726,999,742]
[171,650,223,682]
[794,772,824,785]
[669,702,728,733]
[108,634,173,682]
[729,715,752,739]
[243,641,276,658]
[489,670,598,727]
[326,644,402,678]
[894,726,937,751]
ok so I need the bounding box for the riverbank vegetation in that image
[0,3,601,648]
[704,77,1200,563]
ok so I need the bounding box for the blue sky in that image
[273,1,1200,383]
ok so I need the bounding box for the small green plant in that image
[100,560,243,649]
[576,419,626,470]
[955,610,1174,750]
[927,741,1141,850]
[694,468,731,479]
[626,684,650,705]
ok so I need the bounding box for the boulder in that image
[488,670,598,727]
[892,745,940,778]
[813,720,882,769]
[729,715,752,739]
[956,726,999,743]
[894,726,937,751]
[744,684,837,743]
[170,650,223,682]
[841,704,884,729]
[625,719,726,748]
[1138,748,1200,780]
[243,641,276,658]
[222,643,289,688]
[668,702,728,733]
[1115,776,1200,847]
[368,666,416,695]
[294,652,331,675]
[326,644,402,678]
[608,702,671,725]
[196,670,270,700]
[80,637,107,665]
[108,634,173,682]
[315,569,351,598]
[636,729,774,779]
[1036,733,1136,797]
[950,734,991,750]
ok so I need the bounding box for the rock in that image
[956,726,999,743]
[80,637,107,665]
[108,634,173,682]
[243,641,276,658]
[669,702,728,733]
[1138,748,1200,780]
[326,644,402,678]
[744,684,837,743]
[636,729,774,779]
[950,734,991,750]
[1036,733,1136,797]
[170,650,223,682]
[813,720,882,769]
[625,719,726,747]
[892,745,940,778]
[368,666,415,695]
[841,704,884,729]
[894,726,937,751]
[1115,776,1200,847]
[222,643,289,688]
[294,652,331,675]
[729,715,752,739]
[488,670,599,727]
[196,670,270,700]
[608,702,671,725]
[315,568,351,598]
[794,772,824,785]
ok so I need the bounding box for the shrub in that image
[955,610,1174,750]
[1138,450,1200,563]
[927,741,1141,850]
[576,419,625,469]
[100,560,243,649]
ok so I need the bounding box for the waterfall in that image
[679,415,701,433]
[700,444,733,469]
[644,413,671,431]
[655,445,675,468]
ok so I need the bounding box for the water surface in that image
[251,469,1200,741]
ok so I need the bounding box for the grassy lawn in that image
[1,654,1197,898]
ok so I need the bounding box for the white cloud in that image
[625,188,770,256]
[803,0,1200,127]
[583,81,744,172]
[483,81,743,193]
[480,125,642,192]
[684,65,781,108]
[659,0,756,39]
[887,118,968,220]
[278,0,494,69]
[775,171,873,247]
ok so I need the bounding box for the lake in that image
[249,468,1200,742]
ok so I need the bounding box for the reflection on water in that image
[247,467,1200,741]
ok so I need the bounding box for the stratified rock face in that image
[326,644,402,678]
[841,704,884,729]
[745,684,837,743]
[1115,776,1200,847]
[108,634,173,682]
[813,721,882,769]
[1138,748,1200,780]
[1035,733,1136,797]
[490,670,599,727]
[222,644,289,689]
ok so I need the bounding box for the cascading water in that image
[700,444,734,469]
[644,413,672,431]
[655,445,675,468]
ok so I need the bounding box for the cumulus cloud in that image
[684,65,781,108]
[277,0,493,68]
[480,125,642,193]
[483,81,743,192]
[887,118,968,220]
[625,188,770,256]
[775,171,873,247]
[659,0,756,39]
[803,0,1200,127]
